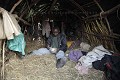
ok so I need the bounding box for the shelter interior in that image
[0,0,120,52]
[0,0,120,80]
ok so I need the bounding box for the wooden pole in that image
[69,0,88,17]
[94,0,111,33]
[10,0,22,14]
[0,7,31,26]
[66,10,82,20]
[48,0,58,13]
[0,40,2,55]
[94,0,118,51]
[15,15,31,26]
[83,4,120,20]
[80,31,119,41]
[1,40,5,80]
[79,30,118,38]
[81,1,99,7]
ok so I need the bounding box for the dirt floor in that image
[1,38,105,80]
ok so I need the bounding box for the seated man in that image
[47,27,67,68]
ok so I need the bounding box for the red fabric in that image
[106,63,112,69]
[113,53,120,56]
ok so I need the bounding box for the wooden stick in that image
[82,31,120,41]
[20,0,41,18]
[0,7,31,26]
[1,40,5,80]
[93,0,117,50]
[69,0,88,16]
[80,30,118,39]
[94,0,111,34]
[81,1,97,7]
[113,33,120,37]
[83,4,120,20]
[48,0,58,13]
[10,0,22,13]
[66,10,82,20]
[15,16,31,26]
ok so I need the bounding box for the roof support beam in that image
[94,0,111,33]
[10,0,22,13]
[48,0,58,13]
[66,10,82,20]
[83,4,120,20]
[94,0,103,11]
[69,0,88,17]
[16,16,31,26]
[81,1,98,7]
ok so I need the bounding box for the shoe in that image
[56,58,66,68]
[16,52,25,59]
[18,53,25,59]
[18,55,25,59]
[20,55,25,59]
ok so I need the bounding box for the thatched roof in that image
[0,0,120,21]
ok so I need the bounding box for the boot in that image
[56,58,66,68]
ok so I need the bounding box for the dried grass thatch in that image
[0,39,104,80]
[4,54,104,80]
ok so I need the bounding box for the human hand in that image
[49,48,58,53]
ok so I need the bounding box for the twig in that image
[20,0,41,18]
[15,15,31,26]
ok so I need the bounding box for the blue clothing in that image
[56,50,65,59]
[7,33,26,55]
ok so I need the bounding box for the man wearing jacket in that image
[47,27,67,68]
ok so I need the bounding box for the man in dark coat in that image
[47,27,67,68]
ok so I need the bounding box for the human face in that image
[53,29,59,36]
